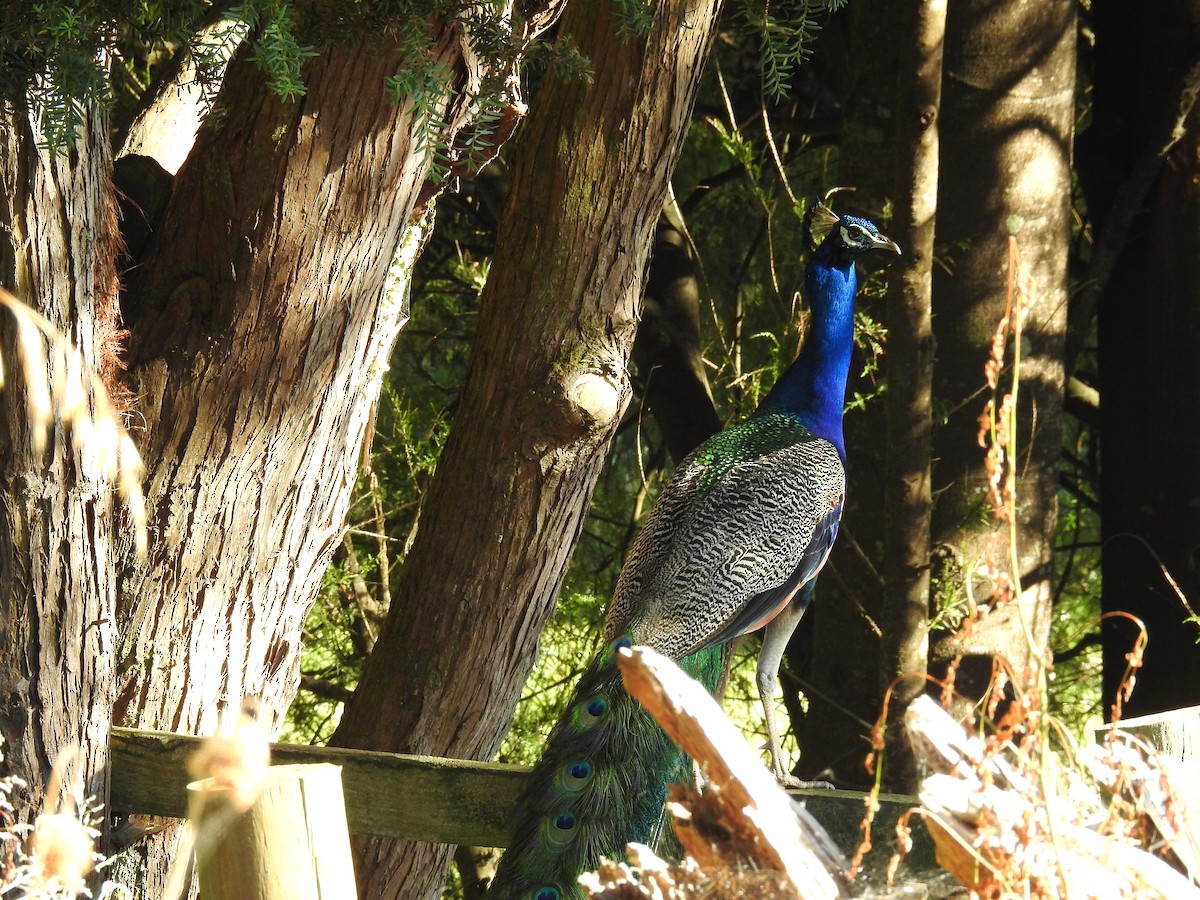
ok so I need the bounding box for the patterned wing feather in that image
[605,413,844,658]
[699,502,840,650]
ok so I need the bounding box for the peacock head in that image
[804,191,901,263]
[833,215,901,258]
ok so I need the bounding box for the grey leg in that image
[756,583,831,789]
[757,598,808,785]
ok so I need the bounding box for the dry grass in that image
[0,746,128,898]
[0,288,145,557]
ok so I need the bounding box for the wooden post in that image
[189,763,356,899]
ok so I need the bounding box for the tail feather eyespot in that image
[541,810,579,849]
[574,694,608,728]
[557,760,593,793]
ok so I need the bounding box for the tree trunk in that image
[634,215,722,463]
[929,0,1075,698]
[0,100,120,820]
[332,2,725,896]
[1092,0,1200,718]
[115,29,477,891]
[880,0,945,792]
[119,34,446,732]
[1,12,533,894]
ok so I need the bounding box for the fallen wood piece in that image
[1080,731,1200,883]
[612,645,846,899]
[904,695,1032,795]
[906,694,1200,899]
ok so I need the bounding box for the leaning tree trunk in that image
[332,1,725,896]
[930,0,1076,697]
[0,100,121,821]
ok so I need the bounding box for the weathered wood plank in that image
[1097,704,1200,881]
[1099,705,1200,756]
[616,646,844,899]
[108,728,528,847]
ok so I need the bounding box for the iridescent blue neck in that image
[754,246,857,458]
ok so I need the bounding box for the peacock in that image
[488,198,900,900]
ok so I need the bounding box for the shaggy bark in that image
[0,103,122,820]
[113,29,474,891]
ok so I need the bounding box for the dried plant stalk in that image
[0,287,146,556]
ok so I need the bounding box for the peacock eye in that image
[846,224,863,239]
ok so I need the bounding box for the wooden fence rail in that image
[108,726,930,873]
[107,709,1200,892]
[109,728,527,848]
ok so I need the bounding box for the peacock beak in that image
[874,234,902,255]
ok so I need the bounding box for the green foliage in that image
[2,1,129,148]
[3,0,583,155]
[281,563,366,743]
[523,33,593,85]
[613,0,655,39]
[239,0,316,101]
[734,0,848,98]
[1,1,312,147]
[386,26,456,172]
[1048,422,1103,740]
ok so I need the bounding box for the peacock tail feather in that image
[488,636,726,900]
